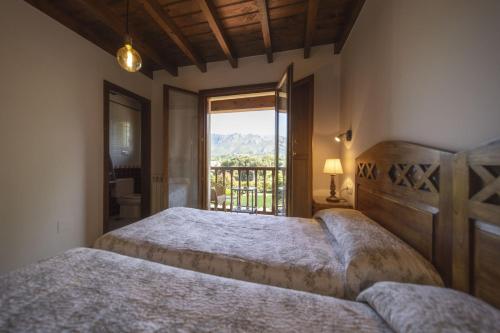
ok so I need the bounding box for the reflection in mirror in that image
[108,90,143,230]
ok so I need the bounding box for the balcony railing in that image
[210,166,285,215]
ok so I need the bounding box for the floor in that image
[108,216,138,231]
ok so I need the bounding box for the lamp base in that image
[326,196,340,203]
[326,174,342,203]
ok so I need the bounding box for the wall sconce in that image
[334,129,352,143]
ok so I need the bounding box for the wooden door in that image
[290,75,314,217]
[275,64,293,216]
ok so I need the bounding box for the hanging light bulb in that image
[117,36,142,72]
[116,0,142,72]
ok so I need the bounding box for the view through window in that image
[209,110,286,214]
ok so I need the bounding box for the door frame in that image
[275,64,293,216]
[198,82,277,209]
[103,80,151,233]
[163,84,199,209]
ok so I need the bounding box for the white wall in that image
[152,45,342,198]
[339,0,500,204]
[0,0,152,273]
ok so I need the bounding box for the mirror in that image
[104,81,150,232]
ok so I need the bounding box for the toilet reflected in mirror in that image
[104,81,150,232]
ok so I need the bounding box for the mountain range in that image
[211,133,285,156]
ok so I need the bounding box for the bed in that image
[95,141,454,299]
[452,138,500,308]
[95,207,442,299]
[1,248,498,333]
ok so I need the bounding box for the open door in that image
[163,85,200,210]
[290,75,314,217]
[275,64,293,216]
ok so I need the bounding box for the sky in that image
[210,110,286,136]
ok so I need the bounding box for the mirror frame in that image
[103,80,151,234]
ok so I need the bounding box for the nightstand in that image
[312,196,353,215]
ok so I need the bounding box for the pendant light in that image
[116,0,142,72]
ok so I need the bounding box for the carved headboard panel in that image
[453,139,500,308]
[355,141,454,285]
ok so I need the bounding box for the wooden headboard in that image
[453,139,500,308]
[355,141,454,285]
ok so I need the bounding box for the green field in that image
[235,192,273,211]
[211,191,275,213]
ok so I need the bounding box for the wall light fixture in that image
[334,129,352,143]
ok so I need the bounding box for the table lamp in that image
[323,159,343,202]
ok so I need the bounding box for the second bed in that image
[95,141,453,299]
[95,207,442,299]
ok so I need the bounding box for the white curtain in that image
[167,89,198,208]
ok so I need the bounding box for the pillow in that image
[357,282,500,333]
[315,209,443,299]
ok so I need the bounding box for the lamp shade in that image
[323,159,343,175]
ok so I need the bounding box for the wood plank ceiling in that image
[25,0,365,78]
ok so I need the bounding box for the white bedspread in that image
[95,207,346,297]
[0,248,391,333]
[95,207,443,300]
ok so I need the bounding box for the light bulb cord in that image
[126,0,129,35]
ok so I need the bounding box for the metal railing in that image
[210,166,285,215]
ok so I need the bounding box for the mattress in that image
[0,248,390,333]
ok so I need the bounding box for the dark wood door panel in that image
[290,75,313,218]
[291,158,311,217]
[291,83,310,156]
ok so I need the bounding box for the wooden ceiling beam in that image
[76,0,178,76]
[140,0,206,73]
[256,0,273,63]
[334,0,365,54]
[304,0,319,58]
[24,0,155,78]
[196,0,238,68]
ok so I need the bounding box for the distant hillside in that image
[211,133,284,157]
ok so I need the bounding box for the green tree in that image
[217,154,274,167]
